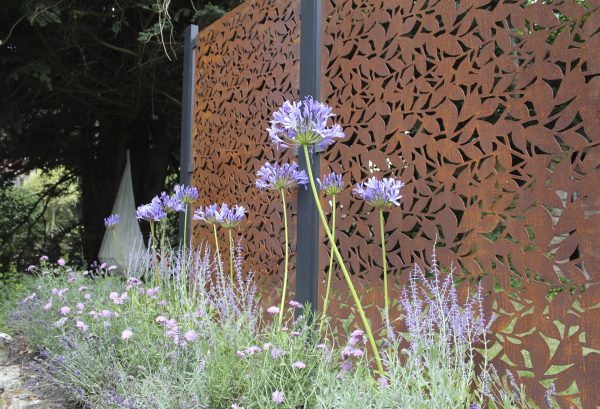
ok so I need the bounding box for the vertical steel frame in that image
[179,25,198,245]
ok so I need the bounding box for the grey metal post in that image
[296,0,321,312]
[179,24,198,245]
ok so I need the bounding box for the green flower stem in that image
[149,222,160,289]
[212,223,222,268]
[379,208,390,317]
[302,145,385,376]
[278,188,289,326]
[182,204,189,297]
[318,194,336,334]
[228,228,234,282]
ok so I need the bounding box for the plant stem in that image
[182,204,189,297]
[149,222,160,289]
[302,145,385,375]
[278,188,289,326]
[379,208,390,318]
[319,194,336,334]
[228,228,234,282]
[212,223,222,269]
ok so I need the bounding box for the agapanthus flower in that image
[193,203,220,224]
[317,172,345,195]
[104,214,120,228]
[216,204,246,229]
[272,390,285,404]
[291,361,306,369]
[121,329,133,340]
[136,197,166,222]
[174,184,198,204]
[160,191,185,213]
[256,161,308,191]
[353,176,405,208]
[267,96,345,151]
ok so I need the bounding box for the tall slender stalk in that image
[212,223,221,268]
[149,221,160,289]
[278,188,289,326]
[227,228,234,282]
[182,204,189,297]
[319,194,336,334]
[379,208,390,317]
[302,146,384,375]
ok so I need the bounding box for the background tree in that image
[0,0,239,266]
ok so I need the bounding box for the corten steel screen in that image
[320,0,600,407]
[192,0,301,303]
[193,0,600,407]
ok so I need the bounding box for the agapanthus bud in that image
[317,172,344,195]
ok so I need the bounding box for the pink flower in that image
[184,330,199,342]
[27,265,35,272]
[40,255,49,261]
[244,346,261,355]
[57,258,65,266]
[263,343,272,350]
[155,315,168,324]
[43,300,52,310]
[75,320,88,332]
[76,303,85,311]
[271,348,284,359]
[99,263,107,269]
[236,351,246,359]
[51,288,59,295]
[107,265,118,271]
[109,292,119,300]
[121,329,133,340]
[266,306,280,315]
[272,390,285,404]
[146,287,160,298]
[59,306,71,315]
[378,377,389,389]
[57,288,68,297]
[100,309,112,318]
[288,300,302,308]
[291,361,306,369]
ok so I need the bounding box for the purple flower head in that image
[353,176,405,208]
[271,348,284,359]
[160,191,185,213]
[184,330,199,343]
[288,300,302,308]
[216,204,246,229]
[256,161,308,191]
[75,320,88,332]
[57,258,66,266]
[317,172,345,195]
[27,265,35,272]
[267,96,345,151]
[40,255,49,262]
[469,404,481,409]
[121,328,133,340]
[291,361,306,369]
[266,306,280,315]
[104,214,120,228]
[174,184,198,204]
[193,203,220,224]
[244,345,261,355]
[59,306,71,315]
[136,197,167,222]
[272,391,285,404]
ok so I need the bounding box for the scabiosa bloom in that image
[271,348,284,359]
[291,361,306,369]
[104,214,120,228]
[272,391,285,404]
[378,377,390,389]
[75,320,88,332]
[216,204,246,229]
[266,306,280,315]
[57,258,66,266]
[59,306,71,315]
[27,265,35,272]
[256,161,308,191]
[76,303,85,311]
[40,255,49,261]
[244,346,261,355]
[317,172,345,195]
[174,184,199,204]
[193,203,220,224]
[43,300,52,311]
[121,329,133,340]
[288,300,302,308]
[353,176,405,208]
[136,197,166,222]
[184,330,199,343]
[160,191,185,213]
[267,96,345,151]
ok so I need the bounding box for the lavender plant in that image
[268,96,385,375]
[256,161,308,325]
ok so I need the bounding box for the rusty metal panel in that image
[192,0,301,304]
[320,0,600,407]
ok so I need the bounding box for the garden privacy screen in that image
[190,1,600,407]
